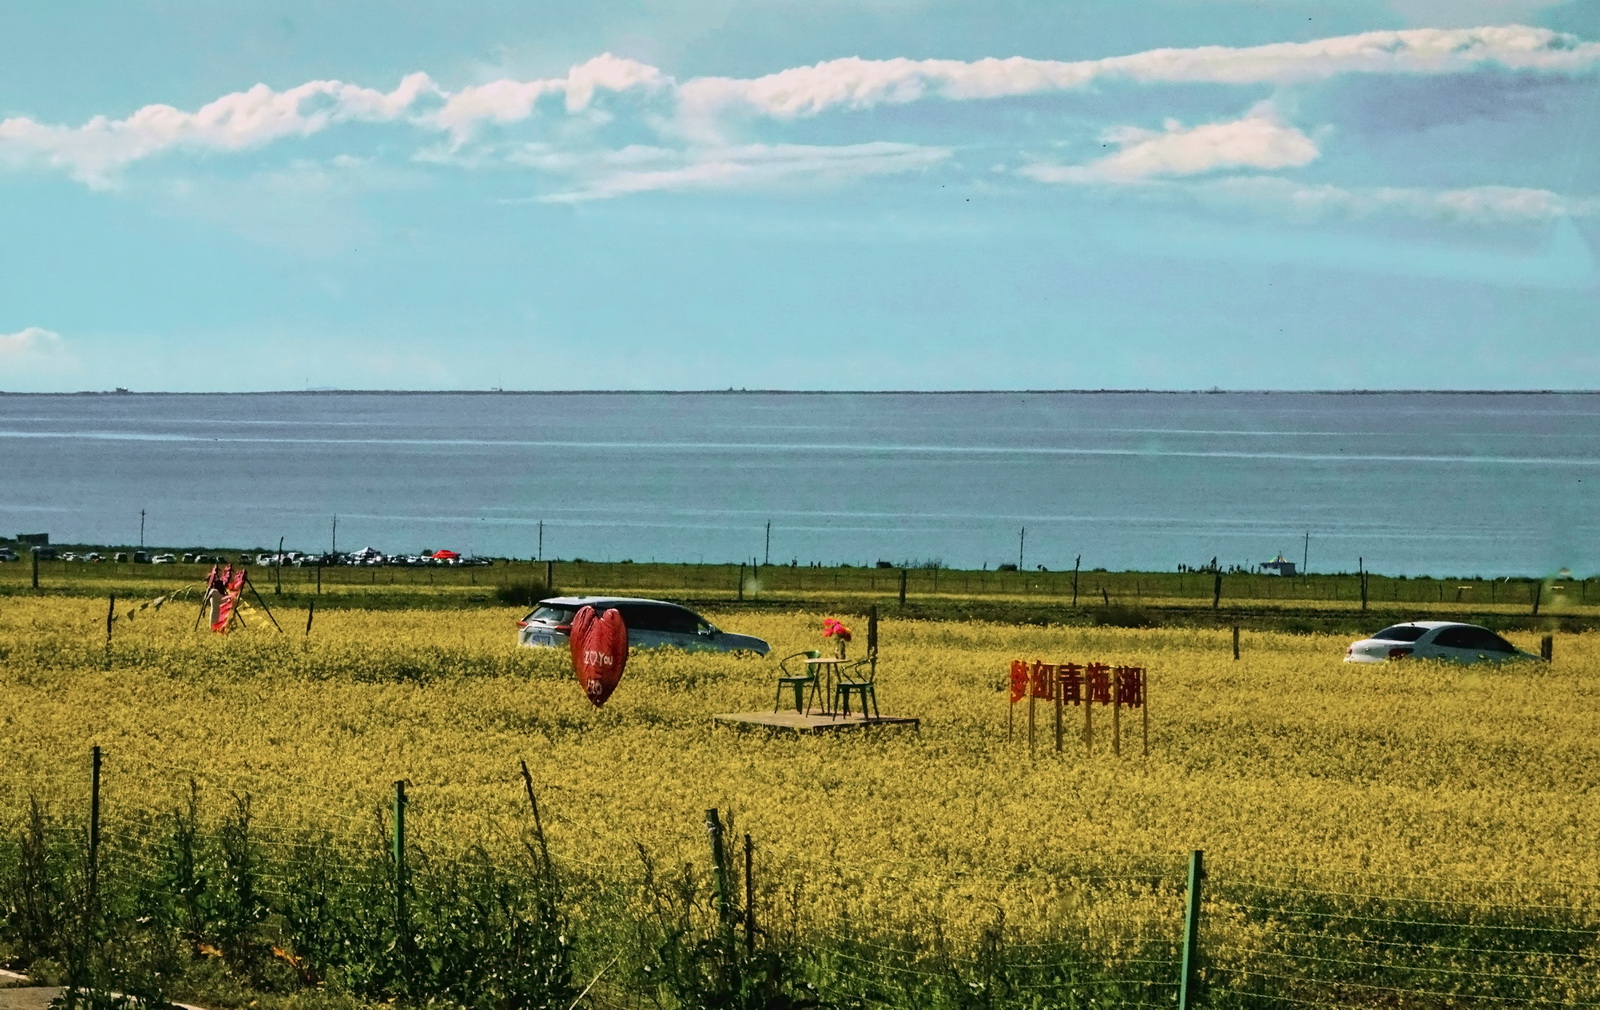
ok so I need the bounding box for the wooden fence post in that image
[393,780,410,980]
[1112,691,1121,757]
[705,809,736,975]
[743,833,757,956]
[88,746,102,922]
[899,568,907,605]
[1027,688,1037,758]
[1142,674,1150,758]
[1231,625,1240,661]
[1054,676,1064,753]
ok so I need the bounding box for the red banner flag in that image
[212,567,245,633]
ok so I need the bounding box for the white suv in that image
[518,596,769,655]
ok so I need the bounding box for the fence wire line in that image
[1220,963,1600,1005]
[1253,925,1600,960]
[1228,902,1600,936]
[1232,857,1600,893]
[1212,942,1591,985]
[1230,878,1600,915]
[1211,981,1355,1007]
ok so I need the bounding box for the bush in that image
[1090,606,1158,629]
[494,583,560,609]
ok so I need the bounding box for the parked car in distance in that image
[0,549,17,562]
[151,553,177,564]
[517,596,769,655]
[1345,621,1539,664]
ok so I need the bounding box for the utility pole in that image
[764,521,771,567]
[1303,530,1309,576]
[332,515,338,555]
[1019,527,1026,569]
[139,509,145,549]
[537,521,544,562]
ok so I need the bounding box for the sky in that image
[0,0,1597,392]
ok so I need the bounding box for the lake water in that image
[0,391,1595,577]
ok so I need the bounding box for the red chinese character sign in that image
[1007,658,1148,757]
[570,606,629,707]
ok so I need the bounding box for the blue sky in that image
[0,0,1596,391]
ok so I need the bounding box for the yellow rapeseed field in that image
[6,593,1600,1005]
[1,595,1595,900]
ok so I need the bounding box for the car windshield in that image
[1371,625,1429,642]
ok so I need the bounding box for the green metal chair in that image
[833,659,879,719]
[774,650,822,713]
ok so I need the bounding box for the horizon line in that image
[4,388,1600,397]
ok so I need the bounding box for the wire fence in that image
[2,752,1597,1009]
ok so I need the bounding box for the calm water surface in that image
[0,391,1594,576]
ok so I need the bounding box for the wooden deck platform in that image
[713,710,921,733]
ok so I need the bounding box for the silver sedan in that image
[1344,621,1539,664]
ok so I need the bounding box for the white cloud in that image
[0,327,73,373]
[3,24,1597,188]
[428,54,669,140]
[1024,104,1319,183]
[0,74,441,187]
[540,141,951,202]
[678,25,1600,120]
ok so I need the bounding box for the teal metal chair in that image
[774,650,822,712]
[833,659,879,719]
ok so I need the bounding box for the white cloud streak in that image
[1024,104,1320,183]
[1024,163,1597,224]
[1,24,1596,187]
[1198,175,1600,223]
[539,141,951,202]
[0,75,439,187]
[679,24,1600,119]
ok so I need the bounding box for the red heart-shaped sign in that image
[569,605,628,707]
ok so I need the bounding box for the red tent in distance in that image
[430,549,461,561]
